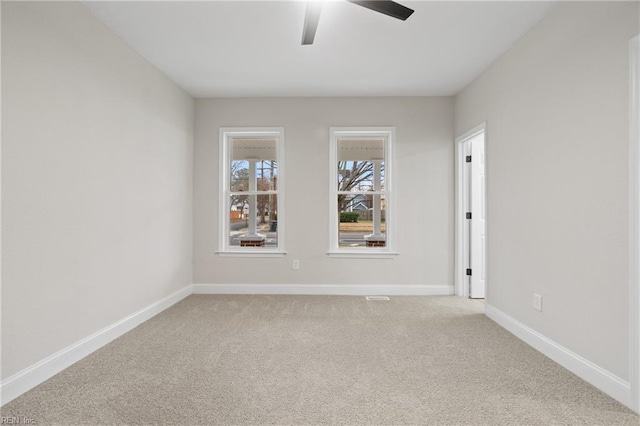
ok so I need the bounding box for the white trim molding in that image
[629,34,640,414]
[454,122,487,298]
[326,251,399,259]
[216,251,287,258]
[192,283,453,296]
[0,285,192,406]
[485,304,631,408]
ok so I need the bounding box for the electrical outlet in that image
[533,293,543,312]
[292,259,300,270]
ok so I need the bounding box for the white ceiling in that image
[84,1,556,98]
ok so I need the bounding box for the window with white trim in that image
[329,127,395,256]
[219,128,284,255]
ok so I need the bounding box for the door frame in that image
[629,34,640,414]
[454,122,487,298]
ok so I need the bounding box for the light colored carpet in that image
[1,295,638,425]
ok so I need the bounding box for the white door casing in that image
[455,122,487,299]
[629,33,640,414]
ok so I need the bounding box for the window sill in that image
[326,251,399,259]
[216,251,287,258]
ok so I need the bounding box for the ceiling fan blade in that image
[302,2,323,45]
[347,1,414,21]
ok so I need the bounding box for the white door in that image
[469,133,486,299]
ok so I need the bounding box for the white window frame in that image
[218,127,286,257]
[328,127,397,258]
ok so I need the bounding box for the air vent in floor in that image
[365,296,390,301]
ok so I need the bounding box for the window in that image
[329,127,396,257]
[219,128,285,255]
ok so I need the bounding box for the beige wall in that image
[194,97,454,286]
[1,2,194,379]
[455,1,639,380]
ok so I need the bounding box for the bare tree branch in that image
[337,161,383,211]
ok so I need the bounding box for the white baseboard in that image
[0,285,192,406]
[485,304,631,409]
[192,283,454,296]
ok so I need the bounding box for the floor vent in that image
[365,296,390,301]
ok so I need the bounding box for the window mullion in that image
[337,191,385,195]
[230,191,278,196]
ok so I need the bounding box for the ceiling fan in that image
[302,1,414,45]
